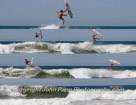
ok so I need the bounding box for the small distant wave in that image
[1,26,136,29]
[0,41,136,54]
[1,67,136,78]
[40,24,60,29]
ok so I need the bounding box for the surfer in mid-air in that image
[92,35,100,42]
[57,9,67,26]
[109,59,120,70]
[24,59,30,66]
[34,31,43,42]
[35,33,39,38]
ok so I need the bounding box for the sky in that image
[0,29,136,41]
[0,0,136,26]
[0,54,135,66]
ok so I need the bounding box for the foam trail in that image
[0,67,41,78]
[0,44,14,54]
[1,99,136,105]
[67,90,136,100]
[0,85,24,97]
[40,24,60,29]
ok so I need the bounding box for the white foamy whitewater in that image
[0,41,136,54]
[1,67,136,78]
[0,85,136,105]
[40,24,60,29]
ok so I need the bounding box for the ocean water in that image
[1,0,136,104]
[0,26,136,105]
[1,25,136,29]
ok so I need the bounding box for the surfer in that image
[92,35,100,42]
[19,86,25,94]
[35,33,39,38]
[110,86,124,89]
[40,31,43,40]
[109,59,120,70]
[111,64,114,69]
[24,59,30,65]
[57,9,67,26]
[34,31,43,41]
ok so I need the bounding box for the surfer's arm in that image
[57,11,59,13]
[63,8,68,13]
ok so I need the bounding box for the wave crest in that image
[40,24,60,29]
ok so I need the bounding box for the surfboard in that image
[30,57,34,67]
[40,31,43,40]
[93,29,102,37]
[64,0,73,18]
[109,59,120,65]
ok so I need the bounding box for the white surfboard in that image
[30,57,34,67]
[40,31,43,40]
[93,29,102,37]
[64,0,73,18]
[109,59,120,65]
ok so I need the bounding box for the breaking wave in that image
[1,85,136,105]
[0,41,136,54]
[0,85,68,98]
[1,67,136,78]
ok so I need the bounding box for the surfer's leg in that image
[62,14,67,16]
[95,38,100,40]
[61,18,65,26]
